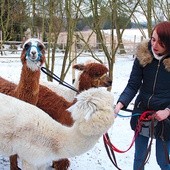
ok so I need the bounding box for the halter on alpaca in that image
[26,45,43,62]
[22,38,45,70]
[92,73,109,87]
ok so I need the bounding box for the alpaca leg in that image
[52,159,70,170]
[10,154,21,170]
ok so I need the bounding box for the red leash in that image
[103,110,156,169]
[103,128,139,153]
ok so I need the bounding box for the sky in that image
[0,29,161,170]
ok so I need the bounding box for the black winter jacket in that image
[117,40,170,139]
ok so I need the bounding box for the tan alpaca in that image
[0,88,115,170]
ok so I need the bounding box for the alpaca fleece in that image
[0,88,114,169]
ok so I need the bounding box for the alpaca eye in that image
[38,43,44,51]
[24,43,31,50]
[94,73,100,77]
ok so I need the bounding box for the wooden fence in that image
[0,41,139,57]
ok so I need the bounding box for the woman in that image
[114,21,170,170]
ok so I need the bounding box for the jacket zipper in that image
[147,60,161,108]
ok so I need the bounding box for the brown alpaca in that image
[73,62,112,92]
[0,62,112,169]
[0,38,46,170]
[12,38,45,103]
[37,62,112,126]
[42,61,112,102]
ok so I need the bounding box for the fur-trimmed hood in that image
[135,39,170,72]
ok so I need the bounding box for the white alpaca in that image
[0,88,114,170]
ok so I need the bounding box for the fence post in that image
[0,30,2,43]
[71,35,76,84]
[0,30,3,55]
[132,35,136,55]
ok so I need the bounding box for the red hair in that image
[151,21,170,53]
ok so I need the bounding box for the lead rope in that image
[41,66,79,93]
[160,122,170,164]
[103,110,157,170]
[103,109,141,170]
[138,112,156,170]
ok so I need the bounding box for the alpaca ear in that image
[67,100,97,121]
[21,50,27,64]
[67,104,78,120]
[84,105,95,121]
[73,64,85,71]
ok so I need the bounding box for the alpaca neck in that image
[14,65,40,105]
[53,123,100,159]
[67,126,100,157]
[77,74,92,92]
[73,72,86,93]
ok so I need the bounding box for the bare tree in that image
[59,0,84,81]
[153,0,170,22]
[44,0,64,81]
[135,0,152,37]
[132,0,170,38]
[0,0,13,41]
[81,0,141,91]
[3,0,170,86]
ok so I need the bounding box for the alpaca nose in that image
[109,80,112,85]
[31,51,36,55]
[105,79,112,87]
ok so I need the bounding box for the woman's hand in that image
[155,109,170,121]
[114,102,124,115]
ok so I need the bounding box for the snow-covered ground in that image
[0,29,161,170]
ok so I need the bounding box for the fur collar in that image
[135,39,170,72]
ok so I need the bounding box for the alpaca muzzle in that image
[26,45,43,62]
[93,74,112,87]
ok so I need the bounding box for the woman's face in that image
[151,30,166,55]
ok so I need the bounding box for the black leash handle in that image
[103,133,122,170]
[41,66,79,93]
[121,108,133,112]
